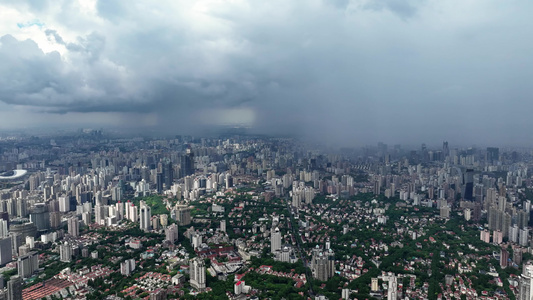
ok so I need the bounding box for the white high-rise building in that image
[139,203,151,232]
[387,274,398,300]
[94,205,106,225]
[192,234,202,249]
[60,242,72,262]
[82,212,91,226]
[115,201,124,221]
[128,203,138,222]
[59,196,70,212]
[190,257,206,290]
[520,228,529,247]
[120,258,136,276]
[271,227,281,253]
[519,264,533,300]
[0,219,8,238]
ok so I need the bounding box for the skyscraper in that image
[311,247,335,281]
[519,264,533,300]
[0,219,8,238]
[176,205,191,226]
[486,147,500,164]
[60,242,72,262]
[180,148,194,178]
[189,257,206,290]
[59,195,70,212]
[271,227,281,253]
[140,203,152,232]
[163,160,174,189]
[462,168,474,201]
[0,236,12,266]
[68,216,79,237]
[156,172,164,194]
[17,251,38,278]
[165,224,178,244]
[7,275,22,300]
[29,203,50,231]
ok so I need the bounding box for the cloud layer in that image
[1,0,533,146]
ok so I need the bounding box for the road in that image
[286,198,315,297]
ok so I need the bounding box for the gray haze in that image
[0,0,532,146]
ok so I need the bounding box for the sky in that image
[0,0,532,146]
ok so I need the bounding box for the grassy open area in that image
[132,195,169,215]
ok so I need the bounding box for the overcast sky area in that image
[0,0,532,147]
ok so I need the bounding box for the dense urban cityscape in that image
[1,1,533,300]
[0,129,531,299]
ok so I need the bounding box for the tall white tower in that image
[271,227,281,253]
[190,257,206,290]
[140,204,151,232]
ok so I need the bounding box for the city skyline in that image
[0,129,532,298]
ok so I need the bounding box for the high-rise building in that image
[176,206,191,226]
[29,203,50,231]
[225,173,233,189]
[60,242,72,262]
[462,169,474,201]
[0,219,8,238]
[521,228,530,247]
[192,234,202,249]
[189,257,206,290]
[115,201,124,221]
[7,275,22,300]
[387,274,398,300]
[0,237,12,266]
[486,147,500,164]
[16,199,27,218]
[49,211,61,229]
[165,224,178,244]
[519,264,533,300]
[128,203,138,222]
[271,227,281,253]
[500,248,509,268]
[58,195,70,212]
[440,205,450,219]
[17,251,38,278]
[67,217,79,237]
[373,180,381,195]
[163,161,174,189]
[180,148,195,178]
[310,247,335,281]
[156,172,164,194]
[514,247,523,265]
[510,225,519,244]
[9,222,37,249]
[94,205,106,226]
[140,203,152,232]
[120,258,136,276]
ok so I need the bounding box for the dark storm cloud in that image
[1,1,533,145]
